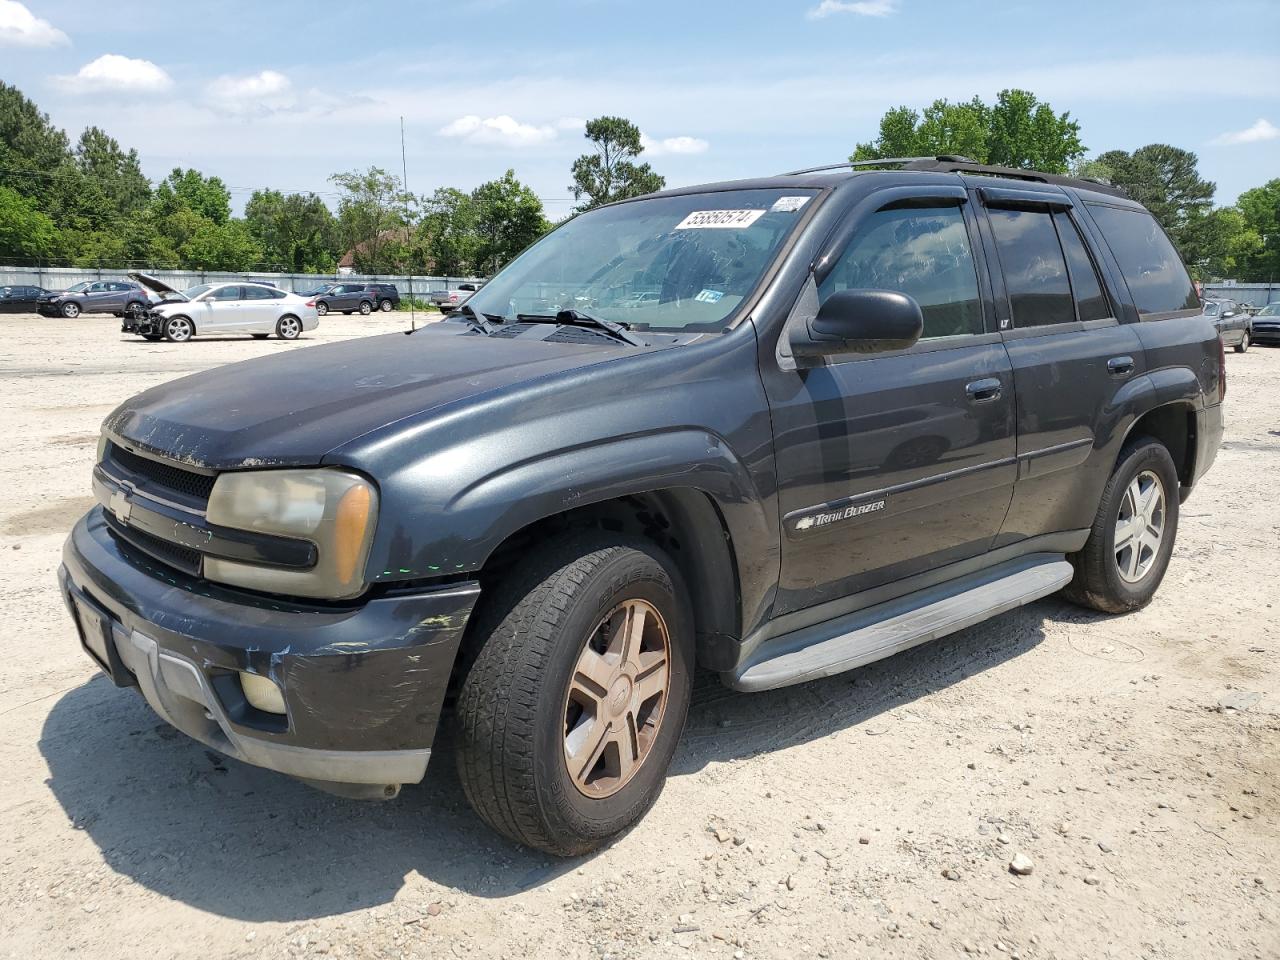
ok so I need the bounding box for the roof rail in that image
[780,155,1128,198]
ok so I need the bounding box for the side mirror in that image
[791,289,924,363]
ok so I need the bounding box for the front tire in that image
[164,316,194,342]
[1235,331,1250,353]
[1062,436,1179,614]
[455,532,694,857]
[61,301,81,319]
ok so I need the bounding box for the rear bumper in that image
[60,508,479,793]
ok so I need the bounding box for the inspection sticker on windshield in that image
[694,289,724,303]
[771,196,810,213]
[674,209,766,230]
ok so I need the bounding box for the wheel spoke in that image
[634,649,667,704]
[619,602,647,668]
[567,716,611,783]
[613,717,640,782]
[571,647,613,699]
[1124,537,1143,579]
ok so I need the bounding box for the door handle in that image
[1107,356,1135,376]
[965,378,1003,403]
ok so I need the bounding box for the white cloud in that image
[54,54,172,93]
[807,0,896,19]
[439,114,558,146]
[641,133,710,156]
[206,70,296,115]
[0,0,67,47]
[1210,118,1279,146]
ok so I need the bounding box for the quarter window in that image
[1054,211,1111,322]
[819,204,983,339]
[1086,204,1200,315]
[988,208,1074,327]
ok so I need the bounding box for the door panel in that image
[980,199,1146,545]
[765,196,1016,616]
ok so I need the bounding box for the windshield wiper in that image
[517,309,646,347]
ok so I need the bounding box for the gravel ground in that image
[1,315,1276,960]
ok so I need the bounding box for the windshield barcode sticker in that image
[771,196,810,212]
[673,209,767,230]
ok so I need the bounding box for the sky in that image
[1,0,1277,219]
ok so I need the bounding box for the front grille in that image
[105,515,202,576]
[106,442,216,502]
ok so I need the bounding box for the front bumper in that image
[1251,324,1280,344]
[60,508,479,795]
[121,312,164,336]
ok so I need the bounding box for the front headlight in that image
[204,469,378,600]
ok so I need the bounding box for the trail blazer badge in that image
[794,499,886,532]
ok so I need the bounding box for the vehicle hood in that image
[128,271,185,299]
[102,324,637,470]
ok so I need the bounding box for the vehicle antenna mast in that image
[401,115,416,334]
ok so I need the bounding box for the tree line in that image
[854,89,1279,282]
[2,78,1276,283]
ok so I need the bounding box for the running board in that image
[726,553,1073,692]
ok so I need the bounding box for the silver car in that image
[125,273,319,342]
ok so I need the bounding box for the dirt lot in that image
[1,315,1276,960]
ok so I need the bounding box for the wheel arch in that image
[479,488,742,668]
[1119,401,1197,490]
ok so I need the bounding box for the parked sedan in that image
[124,274,318,342]
[0,284,54,313]
[38,279,152,319]
[1251,302,1280,346]
[1203,298,1252,353]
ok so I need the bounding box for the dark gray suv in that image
[313,282,398,316]
[39,279,151,319]
[59,157,1224,856]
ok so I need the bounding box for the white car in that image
[124,273,319,342]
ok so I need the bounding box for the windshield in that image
[1259,304,1279,316]
[464,188,820,331]
[182,283,213,300]
[66,281,90,293]
[1203,302,1219,315]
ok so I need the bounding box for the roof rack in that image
[780,156,1128,198]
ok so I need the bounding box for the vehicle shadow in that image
[39,598,1078,921]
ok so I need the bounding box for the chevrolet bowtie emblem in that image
[109,488,132,524]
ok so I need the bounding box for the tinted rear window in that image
[989,208,1075,327]
[1087,205,1199,315]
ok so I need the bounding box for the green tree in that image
[0,81,72,212]
[153,167,231,224]
[245,189,339,272]
[179,218,264,271]
[853,89,1084,173]
[471,170,548,273]
[74,127,151,219]
[569,116,665,211]
[416,186,481,275]
[1093,145,1215,267]
[1235,179,1280,281]
[0,185,57,260]
[329,166,413,274]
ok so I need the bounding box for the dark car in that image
[1250,302,1280,345]
[38,279,151,319]
[296,283,337,298]
[59,157,1223,856]
[1202,298,1252,353]
[0,284,53,313]
[313,282,398,316]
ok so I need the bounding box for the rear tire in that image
[125,301,146,319]
[315,301,329,316]
[1062,436,1179,614]
[1235,331,1250,353]
[454,532,694,857]
[380,299,394,312]
[275,315,302,340]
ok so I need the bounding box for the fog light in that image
[239,671,287,714]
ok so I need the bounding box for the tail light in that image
[305,300,316,307]
[1217,336,1226,402]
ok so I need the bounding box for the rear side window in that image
[988,208,1074,327]
[819,204,983,339]
[1087,205,1199,315]
[1054,211,1111,322]
[242,286,274,300]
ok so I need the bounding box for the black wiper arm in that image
[456,303,507,336]
[518,309,646,347]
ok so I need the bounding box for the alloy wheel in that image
[316,302,328,316]
[277,316,301,340]
[166,317,192,342]
[1114,469,1165,583]
[62,302,80,318]
[380,299,393,312]
[562,599,671,799]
